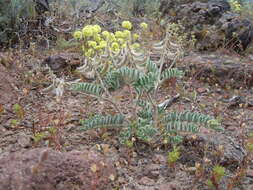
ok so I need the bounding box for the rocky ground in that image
[0,48,253,190]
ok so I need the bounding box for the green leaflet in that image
[164,111,213,124]
[146,58,158,73]
[169,135,184,144]
[134,58,158,94]
[117,67,143,83]
[104,70,122,90]
[161,68,184,81]
[163,111,223,136]
[136,100,151,108]
[81,114,125,130]
[166,122,199,133]
[134,72,156,94]
[137,124,157,141]
[72,82,103,96]
[137,108,153,119]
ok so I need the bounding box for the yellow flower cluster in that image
[229,0,241,12]
[73,21,148,57]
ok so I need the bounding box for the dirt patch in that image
[0,63,20,106]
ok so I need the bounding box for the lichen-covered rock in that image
[0,148,116,190]
[160,0,253,52]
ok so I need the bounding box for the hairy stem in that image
[90,57,131,124]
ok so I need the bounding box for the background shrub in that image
[0,0,50,47]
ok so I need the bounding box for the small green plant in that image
[33,126,59,146]
[32,110,67,150]
[167,146,180,168]
[33,132,47,144]
[12,103,25,120]
[207,165,225,189]
[69,21,222,145]
[10,119,19,127]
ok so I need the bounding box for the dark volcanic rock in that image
[217,13,253,51]
[41,53,81,75]
[0,148,115,190]
[182,52,253,88]
[160,0,253,52]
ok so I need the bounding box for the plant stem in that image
[79,91,126,120]
[89,57,131,124]
[152,29,169,128]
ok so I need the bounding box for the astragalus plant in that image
[71,21,222,145]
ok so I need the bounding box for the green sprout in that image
[168,146,180,168]
[207,165,225,189]
[13,103,25,120]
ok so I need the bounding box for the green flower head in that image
[111,42,120,52]
[109,33,117,42]
[94,34,102,42]
[133,33,139,40]
[92,25,102,33]
[94,40,107,50]
[102,31,110,39]
[115,31,124,39]
[122,21,132,30]
[82,25,93,37]
[87,40,97,48]
[123,30,131,39]
[131,43,140,49]
[73,31,82,39]
[85,48,95,57]
[140,22,148,29]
